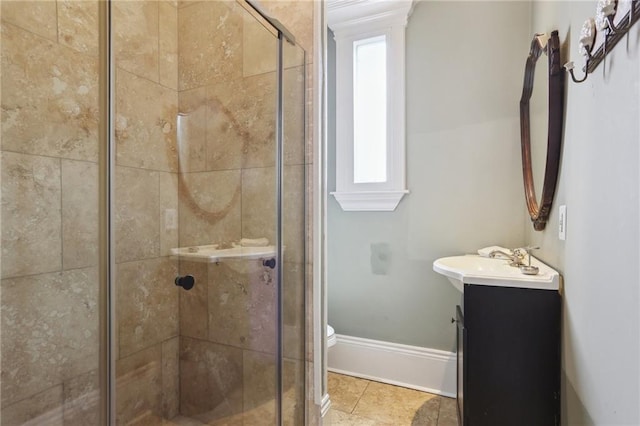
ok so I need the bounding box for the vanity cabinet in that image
[455,284,561,426]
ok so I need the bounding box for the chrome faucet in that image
[488,248,526,267]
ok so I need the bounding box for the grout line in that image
[54,0,59,44]
[59,158,64,272]
[350,379,371,415]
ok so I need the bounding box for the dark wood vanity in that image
[455,284,561,426]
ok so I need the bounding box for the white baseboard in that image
[328,334,456,398]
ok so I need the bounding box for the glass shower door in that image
[112,1,301,424]
[174,2,280,424]
[281,40,307,426]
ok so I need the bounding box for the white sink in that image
[433,254,560,292]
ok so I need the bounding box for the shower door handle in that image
[263,258,276,269]
[175,275,195,290]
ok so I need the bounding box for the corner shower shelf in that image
[170,244,276,263]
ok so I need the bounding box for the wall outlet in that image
[164,209,177,230]
[558,205,566,241]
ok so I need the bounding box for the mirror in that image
[519,30,565,231]
[530,36,548,209]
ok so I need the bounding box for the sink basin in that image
[433,254,560,292]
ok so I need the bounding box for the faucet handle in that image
[523,246,540,266]
[516,245,540,275]
[512,247,527,260]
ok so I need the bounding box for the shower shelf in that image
[170,244,276,263]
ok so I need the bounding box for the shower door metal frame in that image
[247,3,299,423]
[98,0,115,424]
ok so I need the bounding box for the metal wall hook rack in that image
[565,0,640,83]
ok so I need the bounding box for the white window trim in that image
[328,0,413,212]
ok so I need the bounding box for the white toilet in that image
[327,325,337,348]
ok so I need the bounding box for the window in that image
[353,35,387,184]
[328,0,413,211]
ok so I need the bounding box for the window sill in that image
[330,190,409,212]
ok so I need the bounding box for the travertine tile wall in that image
[112,0,180,423]
[1,1,101,424]
[1,0,314,424]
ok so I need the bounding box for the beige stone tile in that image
[304,263,315,362]
[283,165,305,264]
[115,69,178,172]
[0,268,99,406]
[159,1,178,90]
[304,163,314,271]
[117,257,178,357]
[179,261,209,340]
[241,12,278,77]
[63,369,100,426]
[208,259,276,353]
[1,151,61,278]
[282,35,306,69]
[352,381,440,425]
[1,0,58,42]
[116,344,163,425]
[160,172,179,256]
[241,167,276,245]
[57,0,99,54]
[62,159,98,270]
[240,402,275,426]
[208,414,245,426]
[331,409,384,426]
[127,411,171,426]
[283,262,304,327]
[163,415,206,425]
[282,358,305,426]
[1,23,99,162]
[305,361,317,421]
[115,166,160,263]
[328,373,370,414]
[437,397,458,426]
[178,169,241,247]
[179,337,243,423]
[260,1,313,59]
[162,337,180,419]
[283,263,305,361]
[204,85,243,172]
[0,385,64,425]
[113,0,159,82]
[177,0,243,91]
[178,87,207,173]
[305,64,315,165]
[205,73,276,170]
[411,397,441,426]
[283,65,306,166]
[242,350,277,415]
[178,0,200,8]
[283,322,304,362]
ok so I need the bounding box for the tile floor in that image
[328,372,457,426]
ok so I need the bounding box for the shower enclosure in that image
[0,1,306,424]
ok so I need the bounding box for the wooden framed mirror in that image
[519,30,564,231]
